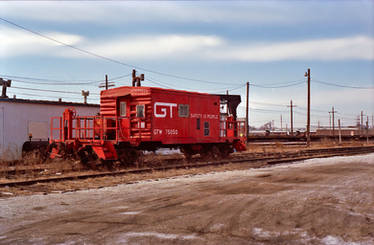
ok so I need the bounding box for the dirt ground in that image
[0,153,374,245]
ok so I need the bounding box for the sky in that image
[0,1,373,128]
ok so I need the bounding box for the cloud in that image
[208,36,374,61]
[0,2,293,24]
[0,25,372,62]
[80,35,374,61]
[81,34,223,59]
[0,26,82,57]
[311,88,374,108]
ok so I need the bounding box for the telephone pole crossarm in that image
[0,78,12,98]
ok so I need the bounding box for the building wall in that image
[0,101,99,161]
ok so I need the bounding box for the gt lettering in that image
[154,102,177,118]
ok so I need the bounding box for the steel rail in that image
[0,146,373,188]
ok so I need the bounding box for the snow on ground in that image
[1,153,374,244]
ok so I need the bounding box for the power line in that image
[238,105,287,113]
[11,85,100,96]
[251,101,288,107]
[0,17,311,89]
[0,17,243,86]
[313,79,374,89]
[146,76,247,93]
[250,80,305,88]
[1,73,131,85]
[213,84,247,94]
[10,92,99,101]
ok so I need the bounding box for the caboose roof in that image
[100,86,213,99]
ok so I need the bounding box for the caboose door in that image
[118,97,131,139]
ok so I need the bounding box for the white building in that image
[0,98,99,161]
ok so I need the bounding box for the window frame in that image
[120,102,127,117]
[136,104,145,118]
[178,104,189,118]
[204,121,210,136]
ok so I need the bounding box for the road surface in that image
[1,154,374,244]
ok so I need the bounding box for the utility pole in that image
[105,75,108,90]
[280,114,283,131]
[329,107,338,137]
[329,112,332,130]
[366,116,369,144]
[0,78,11,98]
[338,119,342,145]
[359,111,368,136]
[99,74,115,90]
[287,100,296,136]
[305,68,311,146]
[81,90,89,104]
[245,82,249,140]
[361,111,364,135]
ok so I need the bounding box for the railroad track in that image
[0,145,373,188]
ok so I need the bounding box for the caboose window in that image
[196,118,200,130]
[136,105,145,118]
[204,122,209,136]
[120,102,126,117]
[178,104,189,117]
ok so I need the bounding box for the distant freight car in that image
[49,85,247,164]
[0,98,99,161]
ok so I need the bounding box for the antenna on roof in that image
[132,69,144,87]
[81,90,89,104]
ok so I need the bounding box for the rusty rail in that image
[0,145,373,188]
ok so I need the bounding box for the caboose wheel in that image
[219,144,231,158]
[101,160,115,171]
[77,147,98,169]
[183,152,192,162]
[181,146,193,162]
[200,147,213,160]
[136,151,144,168]
[117,147,143,168]
[211,145,220,159]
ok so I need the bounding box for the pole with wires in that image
[329,107,338,137]
[366,116,369,144]
[0,78,11,98]
[305,68,311,146]
[287,100,296,136]
[280,114,283,131]
[338,119,342,145]
[81,90,89,104]
[245,82,249,140]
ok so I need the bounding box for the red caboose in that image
[50,86,246,164]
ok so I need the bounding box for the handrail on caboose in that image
[220,120,246,140]
[50,109,149,145]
